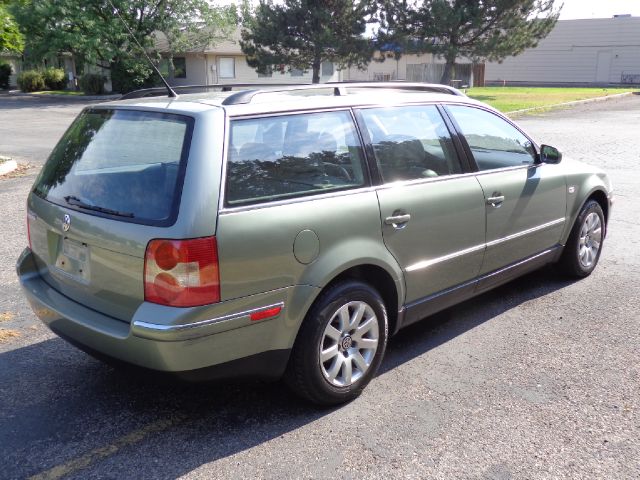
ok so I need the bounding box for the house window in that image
[290,68,303,77]
[321,61,334,76]
[159,59,170,77]
[173,57,186,78]
[218,57,235,79]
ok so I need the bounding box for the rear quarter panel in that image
[216,190,405,319]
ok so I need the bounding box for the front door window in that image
[447,105,536,170]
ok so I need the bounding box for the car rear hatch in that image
[27,107,200,322]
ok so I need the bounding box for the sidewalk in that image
[0,156,18,176]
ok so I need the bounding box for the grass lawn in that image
[466,87,636,113]
[32,90,88,96]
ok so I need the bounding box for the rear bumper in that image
[17,248,318,379]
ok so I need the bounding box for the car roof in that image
[100,83,491,117]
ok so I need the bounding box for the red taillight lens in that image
[250,305,282,322]
[144,236,220,307]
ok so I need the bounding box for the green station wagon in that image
[17,83,612,405]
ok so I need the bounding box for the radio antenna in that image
[107,0,178,98]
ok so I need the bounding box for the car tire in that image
[284,280,388,406]
[558,199,605,278]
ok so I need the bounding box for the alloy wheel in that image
[319,301,379,387]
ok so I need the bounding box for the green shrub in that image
[80,73,105,95]
[110,59,156,94]
[43,67,67,90]
[17,70,45,92]
[0,63,12,90]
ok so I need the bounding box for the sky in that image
[558,0,640,19]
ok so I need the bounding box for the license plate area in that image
[53,237,91,284]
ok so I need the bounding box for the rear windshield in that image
[33,109,193,226]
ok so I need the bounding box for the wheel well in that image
[325,265,400,335]
[587,190,609,225]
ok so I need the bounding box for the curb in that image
[6,91,121,101]
[506,91,635,117]
[0,158,18,176]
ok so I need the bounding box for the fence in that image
[621,72,640,84]
[406,63,475,86]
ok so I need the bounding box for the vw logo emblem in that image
[341,335,353,350]
[62,214,71,232]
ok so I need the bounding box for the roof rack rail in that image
[119,83,306,100]
[220,81,466,106]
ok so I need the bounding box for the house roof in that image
[204,28,243,55]
[153,27,244,55]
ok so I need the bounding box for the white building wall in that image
[168,53,208,86]
[485,17,640,85]
[175,53,341,85]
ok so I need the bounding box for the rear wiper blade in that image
[64,195,135,218]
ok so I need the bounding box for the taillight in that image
[144,236,220,307]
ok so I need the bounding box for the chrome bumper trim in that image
[132,302,285,341]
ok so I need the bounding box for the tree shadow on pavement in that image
[0,266,574,479]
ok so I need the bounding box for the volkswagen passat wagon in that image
[17,83,612,405]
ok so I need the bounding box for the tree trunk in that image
[312,55,321,84]
[440,53,457,85]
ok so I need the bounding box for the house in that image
[0,52,22,88]
[162,29,341,86]
[342,52,434,82]
[168,29,481,87]
[485,16,640,86]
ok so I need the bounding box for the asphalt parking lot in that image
[0,94,639,479]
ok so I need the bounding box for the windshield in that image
[33,109,193,226]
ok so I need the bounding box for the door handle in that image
[385,213,411,228]
[486,195,505,207]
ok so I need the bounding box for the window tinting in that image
[447,105,536,170]
[226,111,367,205]
[33,109,191,225]
[359,105,462,182]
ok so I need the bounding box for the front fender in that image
[561,161,612,244]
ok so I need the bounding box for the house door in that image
[596,51,613,83]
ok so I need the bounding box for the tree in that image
[240,0,376,84]
[11,0,235,92]
[0,2,23,53]
[378,0,560,84]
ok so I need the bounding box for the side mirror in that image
[539,144,562,164]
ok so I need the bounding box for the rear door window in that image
[33,109,193,226]
[358,105,462,182]
[226,110,367,206]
